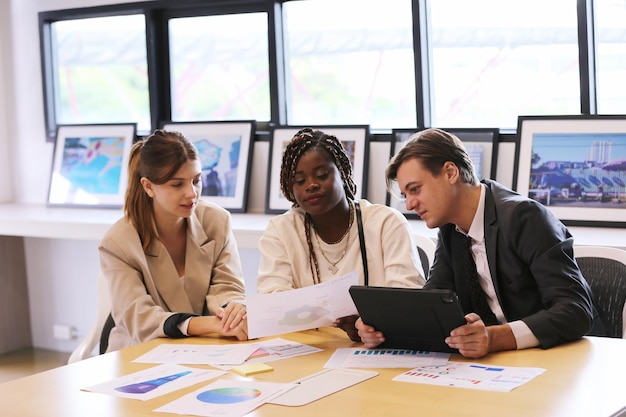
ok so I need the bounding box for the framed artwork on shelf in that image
[266,125,370,214]
[387,127,499,219]
[515,115,626,228]
[47,123,136,208]
[161,120,256,213]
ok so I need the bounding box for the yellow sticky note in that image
[231,362,274,377]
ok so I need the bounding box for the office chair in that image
[413,233,436,279]
[67,272,112,364]
[574,246,626,339]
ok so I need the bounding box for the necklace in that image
[313,201,354,274]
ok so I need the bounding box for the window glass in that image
[595,0,626,114]
[169,13,270,122]
[283,0,416,129]
[51,15,150,132]
[427,0,579,129]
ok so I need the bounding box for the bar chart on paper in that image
[324,347,450,368]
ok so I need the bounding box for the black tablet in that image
[349,286,466,353]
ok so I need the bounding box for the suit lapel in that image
[451,231,473,314]
[483,182,501,300]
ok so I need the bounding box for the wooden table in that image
[1,328,625,417]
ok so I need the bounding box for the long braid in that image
[304,214,321,284]
[279,128,358,284]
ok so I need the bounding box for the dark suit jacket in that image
[425,179,604,348]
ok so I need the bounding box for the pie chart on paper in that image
[196,387,262,404]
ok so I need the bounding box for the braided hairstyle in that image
[279,127,357,283]
[125,129,199,252]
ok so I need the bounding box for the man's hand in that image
[445,313,516,358]
[355,317,385,348]
[444,313,490,358]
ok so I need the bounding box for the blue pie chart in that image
[197,387,262,404]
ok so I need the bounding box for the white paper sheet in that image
[244,338,324,364]
[324,347,450,369]
[269,368,379,406]
[212,338,323,370]
[246,270,359,339]
[154,379,296,417]
[132,343,259,365]
[82,364,225,400]
[393,361,546,392]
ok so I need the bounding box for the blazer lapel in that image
[182,215,213,315]
[146,234,194,314]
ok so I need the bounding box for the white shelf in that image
[0,204,272,249]
[0,203,624,249]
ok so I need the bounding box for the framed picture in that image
[161,120,256,213]
[266,125,370,214]
[515,115,626,228]
[47,123,136,208]
[387,128,499,219]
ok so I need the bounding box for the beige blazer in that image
[99,200,246,352]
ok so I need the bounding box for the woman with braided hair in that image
[257,128,425,341]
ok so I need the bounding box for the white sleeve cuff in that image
[177,317,192,336]
[508,320,540,349]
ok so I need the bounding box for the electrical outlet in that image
[53,324,75,340]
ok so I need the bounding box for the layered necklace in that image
[313,200,354,274]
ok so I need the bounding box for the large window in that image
[283,0,416,129]
[168,12,270,122]
[427,0,580,129]
[39,0,620,139]
[48,15,150,132]
[594,0,626,114]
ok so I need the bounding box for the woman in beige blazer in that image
[99,130,248,352]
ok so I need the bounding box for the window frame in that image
[39,3,151,142]
[38,0,279,142]
[38,0,601,143]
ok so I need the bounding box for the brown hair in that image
[124,129,198,252]
[279,127,357,284]
[386,128,478,190]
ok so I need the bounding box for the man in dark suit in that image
[356,128,605,358]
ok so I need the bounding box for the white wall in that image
[7,0,154,353]
[0,0,13,203]
[4,0,521,353]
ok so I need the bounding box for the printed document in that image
[324,347,450,369]
[132,343,259,366]
[82,364,225,400]
[393,361,546,392]
[246,270,359,338]
[154,379,296,417]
